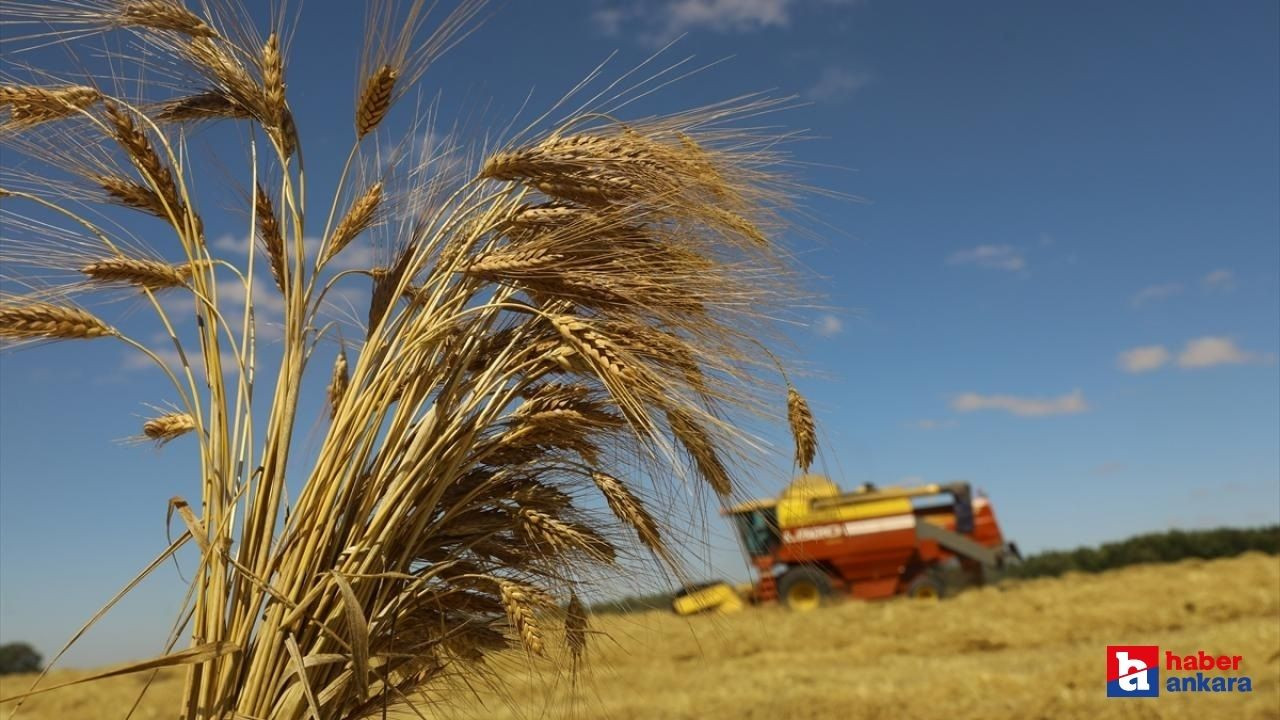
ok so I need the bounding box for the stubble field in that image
[3,552,1277,719]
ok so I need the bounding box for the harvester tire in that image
[906,572,945,600]
[778,566,832,612]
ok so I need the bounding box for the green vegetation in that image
[1009,525,1279,580]
[590,591,675,615]
[0,643,42,676]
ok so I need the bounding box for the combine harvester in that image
[673,475,1020,614]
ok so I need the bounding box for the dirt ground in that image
[3,552,1278,719]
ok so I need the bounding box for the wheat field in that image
[4,552,1276,720]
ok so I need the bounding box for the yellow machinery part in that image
[776,476,914,529]
[671,583,744,616]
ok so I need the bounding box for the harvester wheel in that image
[907,573,945,600]
[778,566,832,612]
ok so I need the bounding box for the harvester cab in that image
[722,475,1020,611]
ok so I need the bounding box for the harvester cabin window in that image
[733,509,779,557]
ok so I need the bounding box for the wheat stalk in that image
[0,4,819,717]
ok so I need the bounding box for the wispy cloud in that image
[1130,270,1234,308]
[1202,268,1235,292]
[1130,282,1182,307]
[593,0,858,42]
[950,389,1088,418]
[806,66,872,102]
[592,7,628,34]
[946,244,1025,271]
[1118,345,1170,374]
[1176,336,1270,369]
[812,313,843,337]
[666,0,792,33]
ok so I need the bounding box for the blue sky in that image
[1,0,1278,667]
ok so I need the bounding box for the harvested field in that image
[4,552,1277,719]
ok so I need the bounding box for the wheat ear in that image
[254,183,286,291]
[119,0,217,37]
[0,303,114,340]
[667,410,733,496]
[355,64,396,139]
[324,181,383,265]
[590,471,663,555]
[142,412,197,444]
[787,385,817,472]
[80,258,192,290]
[327,349,349,420]
[1,85,100,127]
[565,593,587,663]
[498,581,546,656]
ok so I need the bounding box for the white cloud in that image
[594,0,858,42]
[1176,336,1267,369]
[950,389,1088,418]
[813,313,843,337]
[663,0,792,35]
[1118,345,1170,374]
[946,244,1025,271]
[806,67,872,102]
[911,418,955,430]
[1131,283,1182,307]
[1202,268,1235,292]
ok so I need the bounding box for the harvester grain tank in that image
[675,475,1019,613]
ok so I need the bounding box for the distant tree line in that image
[1007,525,1279,580]
[590,591,674,615]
